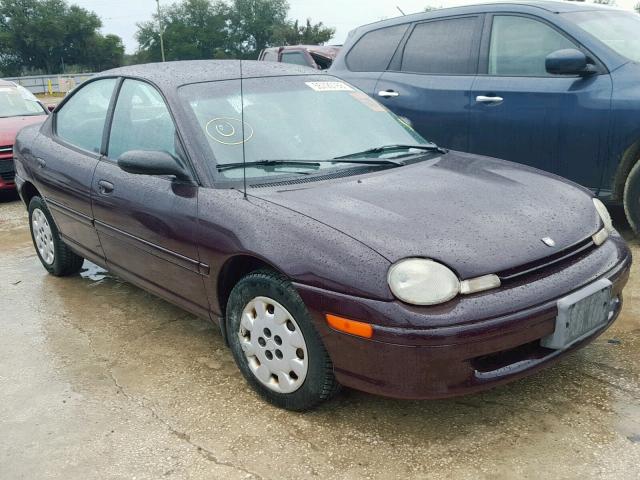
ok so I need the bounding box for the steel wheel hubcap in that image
[238,296,308,393]
[32,208,55,265]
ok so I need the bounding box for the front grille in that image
[0,159,15,182]
[498,236,597,284]
[0,145,12,155]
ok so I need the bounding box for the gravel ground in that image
[1,191,639,479]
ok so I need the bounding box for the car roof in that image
[350,1,616,33]
[98,60,323,90]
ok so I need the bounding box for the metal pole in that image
[396,6,406,15]
[156,0,166,62]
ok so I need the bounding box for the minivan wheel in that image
[28,196,84,276]
[226,270,340,411]
[623,160,640,235]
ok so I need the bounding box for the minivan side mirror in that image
[546,49,597,76]
[117,150,191,181]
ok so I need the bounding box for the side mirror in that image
[546,49,597,76]
[117,150,191,181]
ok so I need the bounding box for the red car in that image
[0,80,49,190]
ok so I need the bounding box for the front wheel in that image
[226,270,340,411]
[28,196,84,276]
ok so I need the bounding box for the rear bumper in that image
[294,235,631,399]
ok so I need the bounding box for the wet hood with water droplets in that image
[253,151,602,279]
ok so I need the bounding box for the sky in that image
[74,0,639,54]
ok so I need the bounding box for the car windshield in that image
[0,85,45,118]
[179,75,431,180]
[565,11,640,63]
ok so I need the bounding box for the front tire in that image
[226,270,340,411]
[624,160,640,235]
[28,196,84,276]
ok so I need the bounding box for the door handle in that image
[36,157,46,169]
[378,90,400,98]
[476,95,504,104]
[98,180,114,194]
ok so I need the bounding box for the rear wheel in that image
[226,270,340,411]
[28,196,84,276]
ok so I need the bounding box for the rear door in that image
[468,14,612,188]
[374,15,483,151]
[336,24,410,96]
[91,78,208,317]
[32,78,117,261]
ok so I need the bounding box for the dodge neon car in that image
[14,61,631,410]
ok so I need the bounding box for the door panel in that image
[373,16,482,151]
[375,73,474,150]
[469,14,613,189]
[91,78,208,315]
[33,78,117,260]
[91,162,207,314]
[469,74,612,186]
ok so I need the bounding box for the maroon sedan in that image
[0,81,48,190]
[14,61,631,410]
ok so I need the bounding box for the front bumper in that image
[294,235,631,399]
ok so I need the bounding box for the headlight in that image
[593,198,614,233]
[387,259,459,305]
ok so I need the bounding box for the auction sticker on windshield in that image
[305,82,354,92]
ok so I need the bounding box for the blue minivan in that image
[330,1,640,231]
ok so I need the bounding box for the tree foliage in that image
[135,0,335,61]
[635,2,640,14]
[0,0,124,75]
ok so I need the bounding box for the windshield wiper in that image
[334,144,446,160]
[217,159,321,172]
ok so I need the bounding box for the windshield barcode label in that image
[305,82,354,92]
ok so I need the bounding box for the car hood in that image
[251,151,601,279]
[0,115,46,146]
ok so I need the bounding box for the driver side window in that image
[108,79,177,160]
[489,15,578,76]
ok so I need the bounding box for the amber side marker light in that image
[325,314,374,339]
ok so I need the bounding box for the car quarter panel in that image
[195,188,394,317]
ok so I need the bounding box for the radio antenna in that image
[240,59,247,199]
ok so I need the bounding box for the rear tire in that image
[28,196,84,276]
[226,270,340,411]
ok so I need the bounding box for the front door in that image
[374,15,484,151]
[33,78,117,261]
[91,78,208,317]
[469,14,612,189]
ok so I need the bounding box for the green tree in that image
[0,0,124,75]
[136,0,231,63]
[635,2,640,13]
[272,18,335,46]
[227,0,289,58]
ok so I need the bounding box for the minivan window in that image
[56,78,116,153]
[108,79,177,160]
[346,24,409,72]
[401,17,480,75]
[281,52,309,67]
[566,11,640,63]
[489,16,578,76]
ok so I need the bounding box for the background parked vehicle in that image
[331,1,640,231]
[0,80,49,191]
[259,45,341,69]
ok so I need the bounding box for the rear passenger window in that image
[262,50,278,62]
[281,52,309,67]
[346,24,409,72]
[56,78,116,153]
[489,16,578,76]
[401,17,480,75]
[108,79,177,159]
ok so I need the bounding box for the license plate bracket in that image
[541,278,613,350]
